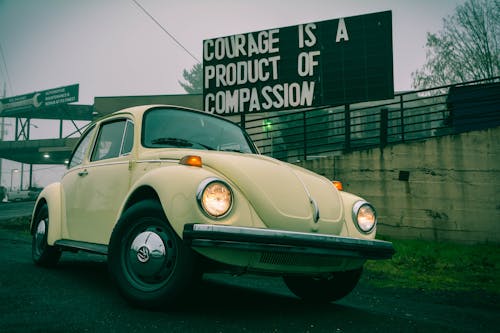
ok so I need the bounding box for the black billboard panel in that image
[203,11,393,114]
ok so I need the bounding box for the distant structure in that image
[0,86,202,189]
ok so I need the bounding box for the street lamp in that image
[10,169,19,191]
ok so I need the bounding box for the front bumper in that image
[183,224,395,260]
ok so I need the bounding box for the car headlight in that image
[197,178,233,218]
[352,201,377,233]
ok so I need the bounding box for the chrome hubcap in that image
[34,219,47,255]
[128,230,173,285]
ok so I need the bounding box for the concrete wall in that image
[296,127,500,244]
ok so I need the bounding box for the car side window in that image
[91,119,132,161]
[68,125,96,169]
[121,120,134,155]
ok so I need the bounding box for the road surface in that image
[0,226,498,333]
[0,201,34,220]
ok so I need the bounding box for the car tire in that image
[32,204,62,267]
[108,199,196,309]
[283,268,363,302]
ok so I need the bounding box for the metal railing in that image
[243,77,500,162]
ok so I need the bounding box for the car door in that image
[63,118,134,245]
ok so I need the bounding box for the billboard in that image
[0,84,79,116]
[203,11,393,114]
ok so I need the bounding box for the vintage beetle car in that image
[31,105,394,308]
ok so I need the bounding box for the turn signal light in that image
[180,155,203,167]
[332,180,343,191]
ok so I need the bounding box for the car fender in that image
[117,164,264,239]
[31,182,64,246]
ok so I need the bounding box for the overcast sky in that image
[0,0,464,103]
[0,0,464,188]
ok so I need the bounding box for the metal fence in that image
[242,77,500,162]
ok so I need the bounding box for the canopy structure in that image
[0,103,94,165]
[0,93,204,166]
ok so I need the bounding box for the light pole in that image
[0,117,13,189]
[10,168,19,191]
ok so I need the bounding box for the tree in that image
[179,63,202,94]
[412,0,500,89]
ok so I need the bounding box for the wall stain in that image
[425,209,449,221]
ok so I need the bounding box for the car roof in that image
[96,104,235,125]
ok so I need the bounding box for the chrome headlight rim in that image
[352,201,377,233]
[196,177,233,219]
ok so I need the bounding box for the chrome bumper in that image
[183,224,395,260]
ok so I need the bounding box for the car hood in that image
[195,151,344,231]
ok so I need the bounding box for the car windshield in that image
[142,108,257,154]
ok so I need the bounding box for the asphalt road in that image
[0,208,499,332]
[0,200,35,220]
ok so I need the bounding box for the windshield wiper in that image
[218,143,245,153]
[150,137,214,150]
[219,148,244,153]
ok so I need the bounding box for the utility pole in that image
[0,81,11,191]
[0,81,5,190]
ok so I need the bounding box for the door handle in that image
[78,169,88,177]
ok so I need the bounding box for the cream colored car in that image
[31,105,394,308]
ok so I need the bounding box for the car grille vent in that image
[259,252,341,267]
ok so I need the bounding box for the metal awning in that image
[0,138,79,164]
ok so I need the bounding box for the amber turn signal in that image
[180,155,203,167]
[332,180,343,191]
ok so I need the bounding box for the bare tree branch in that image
[412,0,500,89]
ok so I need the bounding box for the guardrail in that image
[243,77,500,162]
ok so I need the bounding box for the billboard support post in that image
[344,104,351,151]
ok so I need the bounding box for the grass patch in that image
[365,238,500,294]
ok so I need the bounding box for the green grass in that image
[365,238,500,294]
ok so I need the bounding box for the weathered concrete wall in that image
[296,127,500,244]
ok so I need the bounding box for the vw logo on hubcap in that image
[137,246,150,263]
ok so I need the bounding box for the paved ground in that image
[1,225,499,333]
[0,201,34,220]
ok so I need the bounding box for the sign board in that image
[203,11,393,114]
[0,84,79,116]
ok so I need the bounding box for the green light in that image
[263,120,272,131]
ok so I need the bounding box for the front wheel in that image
[108,200,196,309]
[283,268,363,302]
[32,204,61,267]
